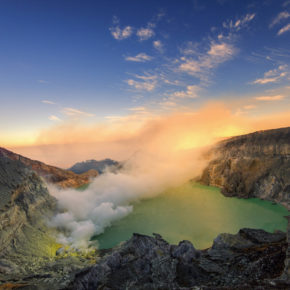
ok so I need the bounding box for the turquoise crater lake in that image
[93,183,288,249]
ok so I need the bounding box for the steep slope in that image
[200,127,290,209]
[0,156,93,289]
[68,158,120,174]
[0,147,98,188]
[0,156,57,277]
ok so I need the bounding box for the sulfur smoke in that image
[46,103,290,249]
[48,147,207,249]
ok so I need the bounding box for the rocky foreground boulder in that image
[66,229,288,289]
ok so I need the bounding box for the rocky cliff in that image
[200,127,290,209]
[0,156,93,289]
[0,156,56,278]
[0,147,98,188]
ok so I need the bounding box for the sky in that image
[0,0,290,165]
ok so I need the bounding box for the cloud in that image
[177,13,255,82]
[153,40,163,52]
[128,106,146,111]
[223,13,256,31]
[252,77,280,84]
[63,107,95,117]
[134,74,157,81]
[160,101,177,107]
[110,17,133,40]
[233,13,256,30]
[126,74,157,92]
[136,27,154,41]
[125,53,153,62]
[277,23,290,35]
[179,42,235,80]
[270,11,290,27]
[171,85,200,99]
[126,79,157,92]
[243,105,256,109]
[207,42,234,57]
[13,102,290,170]
[255,95,285,101]
[42,100,56,105]
[48,115,62,122]
[110,26,133,40]
[251,65,288,84]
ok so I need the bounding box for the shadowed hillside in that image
[0,147,98,188]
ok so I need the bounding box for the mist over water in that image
[48,149,207,249]
[46,105,290,249]
[95,183,288,249]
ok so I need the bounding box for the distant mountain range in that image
[68,158,121,174]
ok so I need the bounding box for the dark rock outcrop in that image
[0,147,98,188]
[67,229,288,289]
[200,127,290,209]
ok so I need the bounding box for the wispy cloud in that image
[243,104,256,109]
[42,100,56,105]
[38,79,49,84]
[179,42,235,80]
[126,78,157,92]
[251,65,288,84]
[223,13,256,31]
[277,23,290,35]
[270,11,290,28]
[63,107,95,117]
[125,53,153,62]
[110,16,133,40]
[160,100,177,108]
[255,95,285,101]
[49,115,62,121]
[170,85,200,99]
[128,106,146,111]
[153,40,163,52]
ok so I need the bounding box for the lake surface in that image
[93,183,288,249]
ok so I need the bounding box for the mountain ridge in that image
[68,158,120,174]
[0,147,98,188]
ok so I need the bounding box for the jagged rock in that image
[66,229,288,289]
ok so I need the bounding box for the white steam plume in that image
[48,148,207,249]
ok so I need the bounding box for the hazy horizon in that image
[0,0,289,166]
